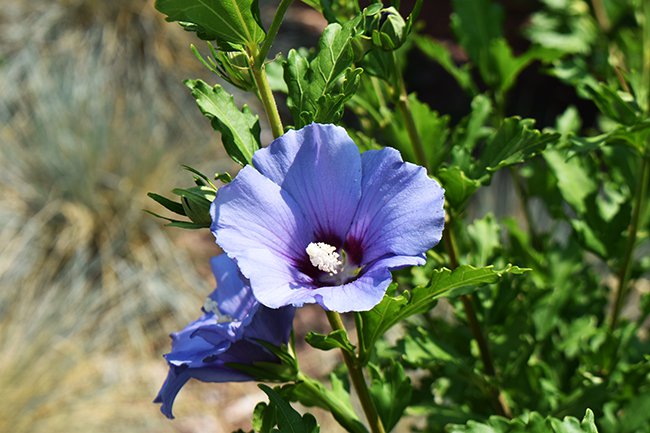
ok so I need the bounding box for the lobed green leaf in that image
[305,329,355,354]
[155,0,265,47]
[258,385,320,433]
[284,21,362,127]
[475,117,560,178]
[186,79,260,165]
[358,265,528,364]
[447,409,599,433]
[368,361,412,431]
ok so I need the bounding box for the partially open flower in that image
[154,255,294,418]
[211,123,444,312]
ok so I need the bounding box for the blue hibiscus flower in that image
[154,254,294,418]
[211,123,445,312]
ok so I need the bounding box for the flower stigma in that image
[306,242,342,274]
[306,242,362,286]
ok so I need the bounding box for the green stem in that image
[251,64,284,139]
[643,0,650,111]
[296,373,369,433]
[609,153,650,329]
[255,0,294,68]
[248,0,292,139]
[443,223,512,418]
[391,51,428,168]
[325,311,387,433]
[590,0,611,32]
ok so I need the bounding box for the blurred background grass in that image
[0,1,267,431]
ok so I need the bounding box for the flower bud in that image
[215,49,255,91]
[179,185,216,227]
[364,6,407,51]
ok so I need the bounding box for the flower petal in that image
[348,148,445,264]
[211,165,313,265]
[209,254,256,322]
[253,123,362,243]
[241,247,317,309]
[307,255,425,312]
[243,305,295,346]
[154,364,249,419]
[164,314,231,367]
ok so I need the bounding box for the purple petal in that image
[307,255,421,312]
[243,305,295,346]
[241,247,316,309]
[154,364,250,419]
[165,314,232,367]
[347,148,445,265]
[155,257,296,419]
[209,255,256,322]
[253,123,362,243]
[211,165,313,265]
[190,320,250,347]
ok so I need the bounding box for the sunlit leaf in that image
[186,79,260,165]
[155,0,265,47]
[358,265,528,364]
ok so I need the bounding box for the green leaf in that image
[155,0,265,47]
[147,192,186,216]
[451,0,558,94]
[486,39,561,94]
[451,0,503,68]
[437,166,481,211]
[582,82,643,126]
[476,117,560,178]
[305,329,355,354]
[368,361,412,431]
[227,342,298,382]
[299,0,322,13]
[466,213,501,264]
[358,265,528,364]
[284,377,368,433]
[401,326,457,366]
[284,21,362,127]
[144,210,208,229]
[393,94,450,170]
[258,385,320,433]
[253,402,277,433]
[451,94,493,170]
[544,149,597,214]
[526,1,598,55]
[186,79,260,165]
[414,35,477,95]
[447,409,600,433]
[182,164,218,188]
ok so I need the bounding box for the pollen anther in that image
[306,242,342,275]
